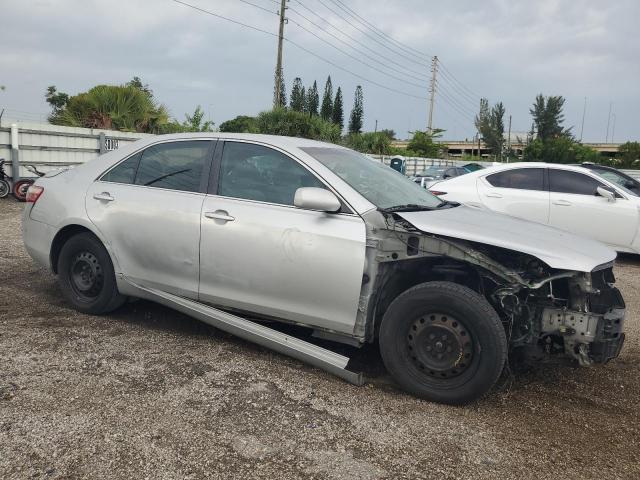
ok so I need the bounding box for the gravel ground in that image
[1,197,639,480]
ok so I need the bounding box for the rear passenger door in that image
[86,140,215,298]
[477,167,549,224]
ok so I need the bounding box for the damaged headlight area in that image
[367,213,626,369]
[466,243,625,367]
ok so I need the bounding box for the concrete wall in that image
[0,120,151,179]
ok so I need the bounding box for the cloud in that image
[1,0,637,141]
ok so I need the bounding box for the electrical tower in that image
[427,56,438,133]
[273,0,288,108]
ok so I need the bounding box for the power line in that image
[435,81,478,119]
[288,2,429,82]
[438,61,482,101]
[328,0,433,61]
[311,0,432,70]
[286,16,426,90]
[170,0,428,100]
[437,68,479,108]
[236,0,279,15]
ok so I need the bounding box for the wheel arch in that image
[50,221,119,274]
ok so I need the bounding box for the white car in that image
[429,162,640,253]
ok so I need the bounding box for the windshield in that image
[301,147,443,210]
[416,167,445,177]
[589,168,640,196]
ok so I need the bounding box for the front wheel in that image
[0,179,9,198]
[379,281,507,405]
[13,179,34,202]
[57,232,126,314]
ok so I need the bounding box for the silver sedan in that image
[22,133,626,404]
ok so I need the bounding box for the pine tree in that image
[300,86,306,113]
[273,67,286,108]
[332,86,344,130]
[289,77,305,112]
[320,76,333,121]
[348,85,363,134]
[306,81,319,116]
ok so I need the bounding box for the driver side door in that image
[198,141,367,334]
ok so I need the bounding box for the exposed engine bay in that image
[357,211,625,367]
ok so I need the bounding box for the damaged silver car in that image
[22,134,625,404]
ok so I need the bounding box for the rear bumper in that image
[22,208,56,270]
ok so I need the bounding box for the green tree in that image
[379,129,396,140]
[126,76,153,98]
[475,98,505,159]
[530,94,569,141]
[344,131,392,154]
[348,85,363,134]
[273,67,286,109]
[182,105,214,132]
[289,77,305,112]
[306,81,319,116]
[46,83,168,132]
[256,108,341,142]
[617,141,640,168]
[320,76,333,121]
[300,86,306,113]
[407,130,441,157]
[218,115,258,133]
[331,86,344,130]
[45,86,70,118]
[523,137,599,164]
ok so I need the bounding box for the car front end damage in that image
[357,210,625,367]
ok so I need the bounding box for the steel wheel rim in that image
[406,313,474,379]
[69,251,104,299]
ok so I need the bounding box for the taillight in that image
[26,185,44,203]
[430,190,447,196]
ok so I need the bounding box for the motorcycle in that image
[0,159,46,201]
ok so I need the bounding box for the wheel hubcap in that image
[70,251,103,298]
[407,313,474,378]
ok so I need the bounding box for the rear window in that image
[486,168,545,191]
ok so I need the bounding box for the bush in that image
[407,131,441,158]
[255,108,341,142]
[617,141,640,169]
[523,137,600,164]
[218,115,258,133]
[344,132,392,155]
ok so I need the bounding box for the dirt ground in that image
[1,197,639,480]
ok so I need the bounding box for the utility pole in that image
[579,97,587,142]
[507,115,512,163]
[427,55,438,133]
[605,101,613,143]
[273,0,287,108]
[611,114,616,143]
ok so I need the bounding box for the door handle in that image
[485,193,503,198]
[204,210,235,222]
[93,192,114,202]
[552,199,572,206]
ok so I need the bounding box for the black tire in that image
[57,232,126,314]
[379,281,507,405]
[13,179,33,202]
[0,179,9,198]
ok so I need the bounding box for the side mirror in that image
[294,187,341,212]
[596,186,616,202]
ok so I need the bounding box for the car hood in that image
[398,206,616,272]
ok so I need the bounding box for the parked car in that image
[22,135,625,404]
[412,165,469,188]
[574,163,640,196]
[429,162,640,254]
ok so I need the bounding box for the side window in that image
[101,152,141,184]
[549,170,604,195]
[218,142,325,206]
[134,141,211,193]
[486,168,545,191]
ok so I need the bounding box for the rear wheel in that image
[57,232,126,314]
[379,281,507,405]
[0,179,9,198]
[13,179,33,202]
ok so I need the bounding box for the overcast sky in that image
[1,0,638,141]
